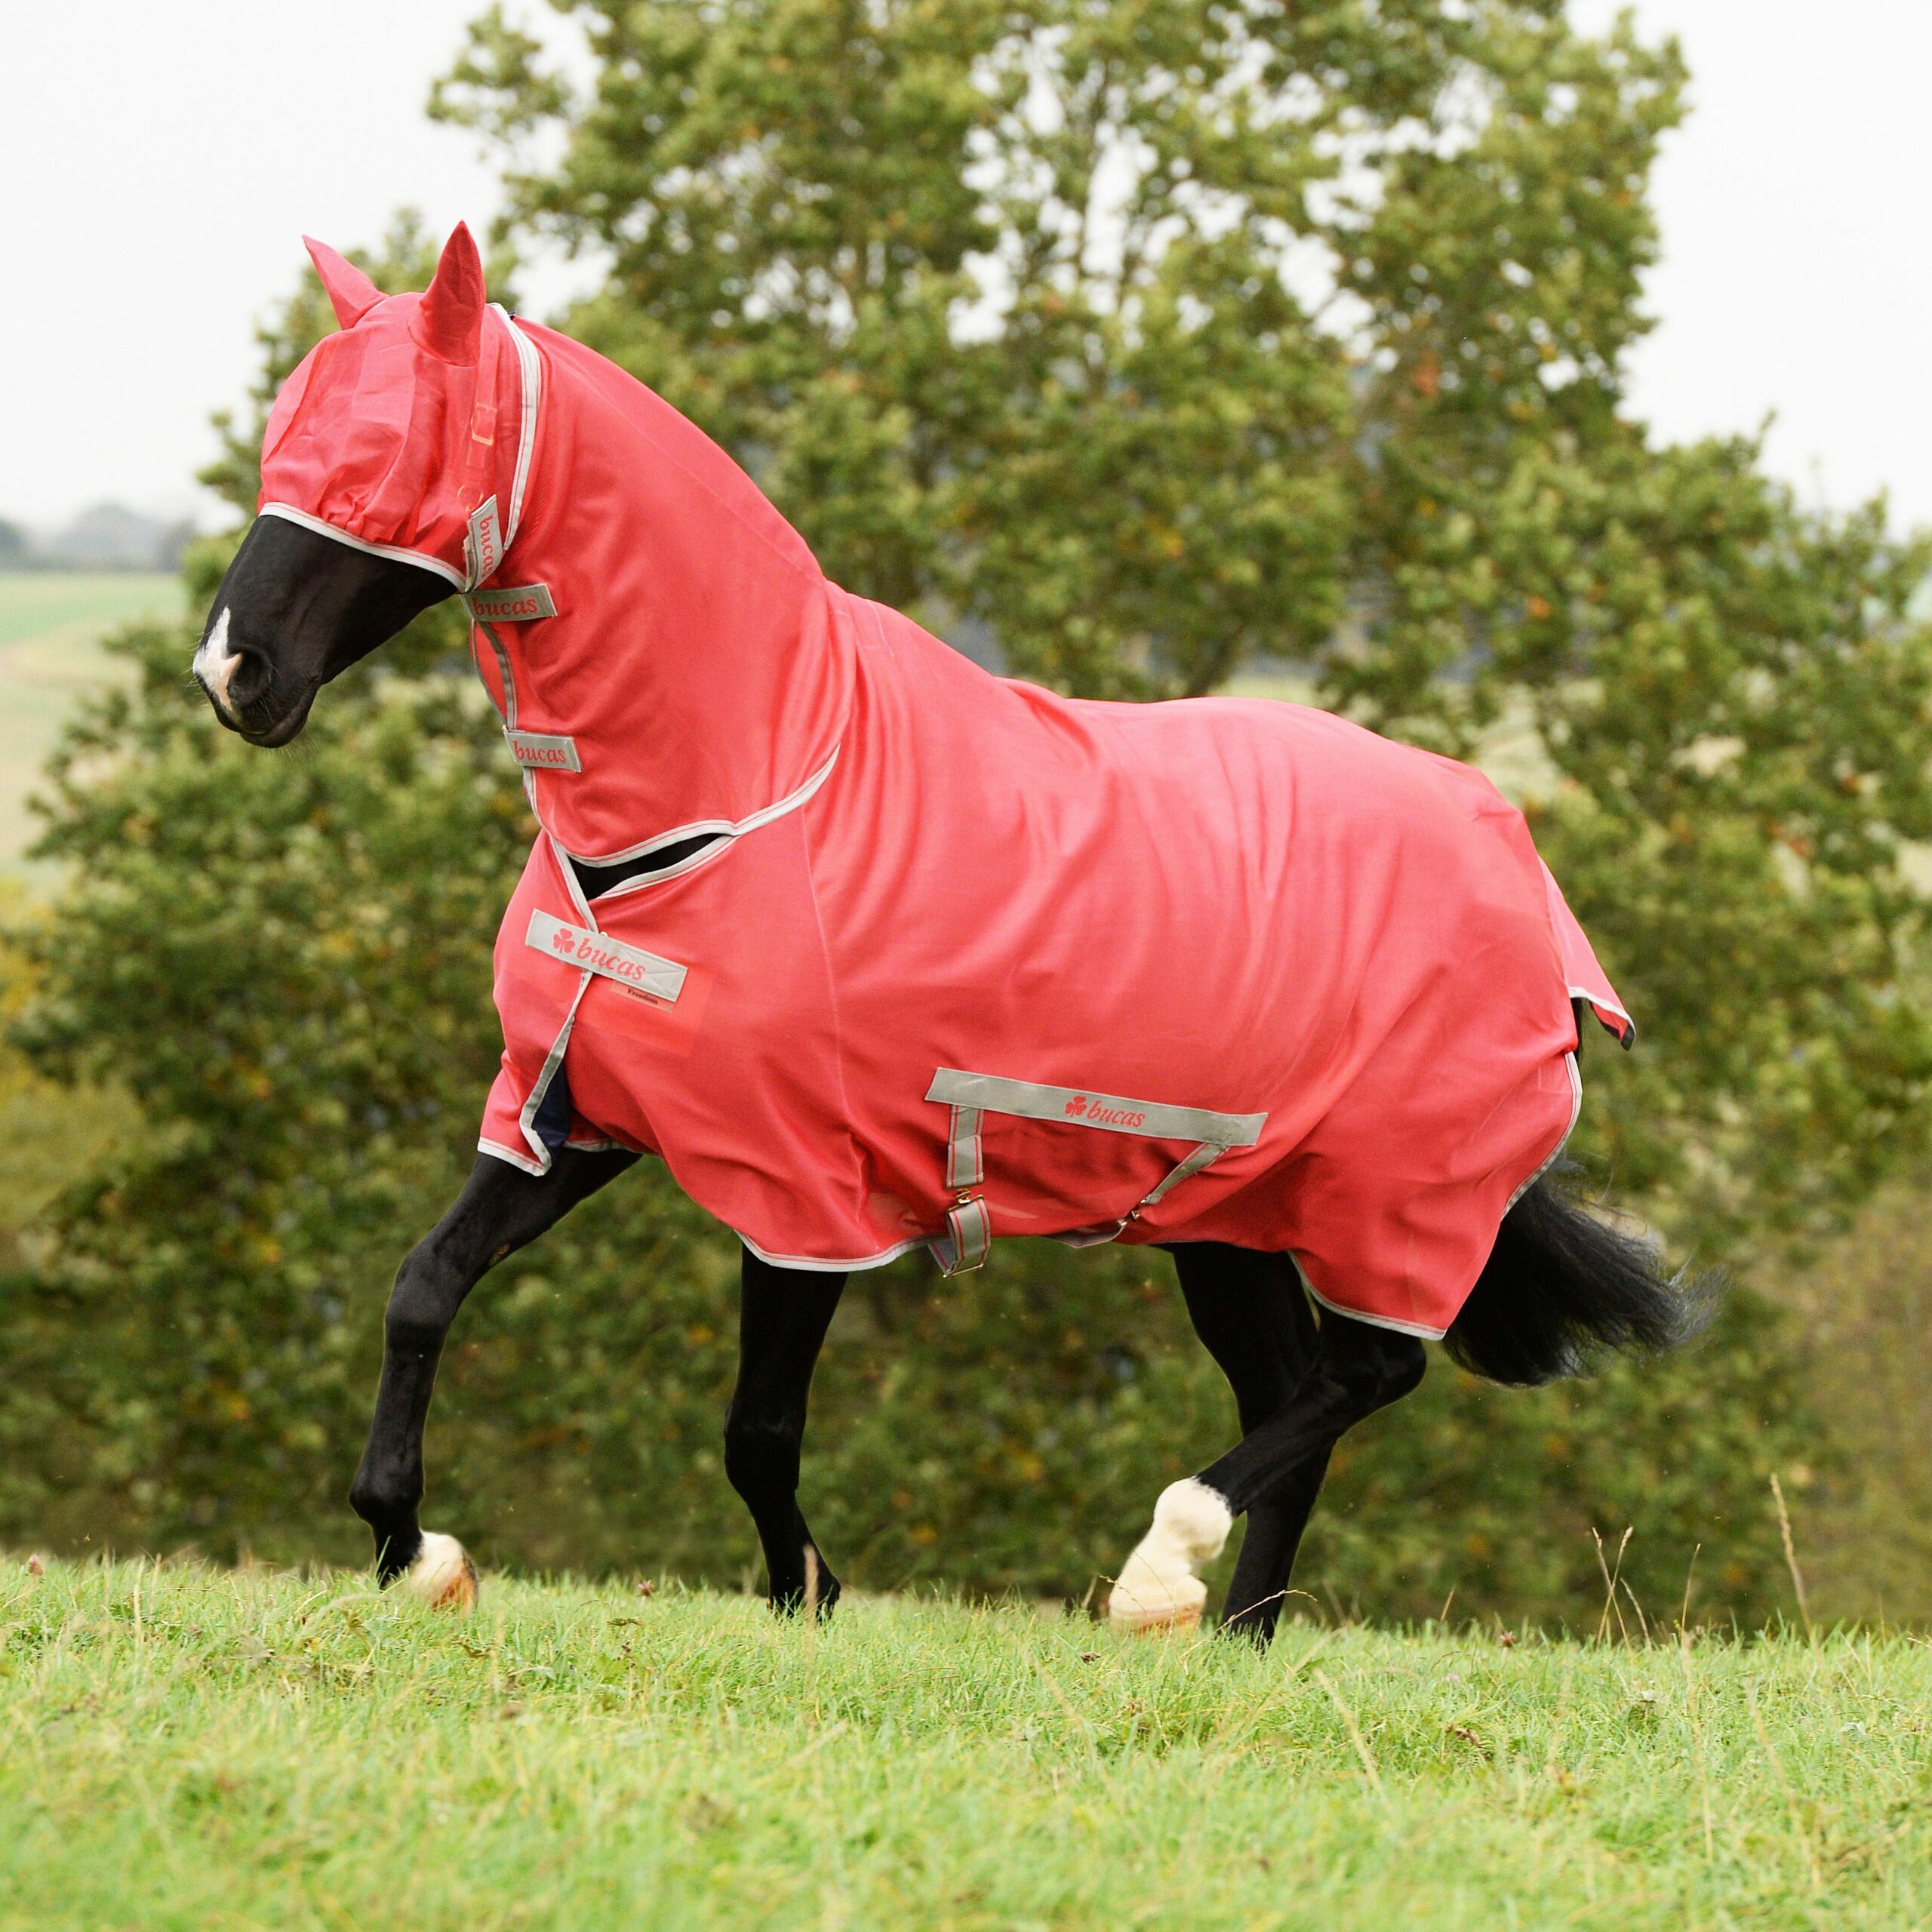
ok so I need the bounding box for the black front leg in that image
[349,1147,635,1587]
[723,1247,846,1615]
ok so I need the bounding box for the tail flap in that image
[1540,861,1634,1048]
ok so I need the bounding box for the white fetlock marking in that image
[401,1531,478,1613]
[1107,1478,1232,1634]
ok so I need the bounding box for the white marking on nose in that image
[193,606,238,708]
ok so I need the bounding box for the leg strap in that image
[1135,1138,1231,1211]
[1055,1139,1231,1246]
[930,1195,992,1275]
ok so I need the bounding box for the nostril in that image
[225,648,272,712]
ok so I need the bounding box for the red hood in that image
[257,223,848,850]
[257,230,534,589]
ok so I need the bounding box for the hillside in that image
[3,1558,1925,1930]
[0,572,179,878]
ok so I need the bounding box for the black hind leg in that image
[1112,1278,1424,1640]
[1173,1245,1328,1643]
[1195,1306,1425,1518]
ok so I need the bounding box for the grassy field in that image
[0,571,178,877]
[0,574,165,1226]
[1,1559,1925,1930]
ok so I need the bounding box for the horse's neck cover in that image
[269,226,1632,1340]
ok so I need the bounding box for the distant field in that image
[1,1558,1924,1930]
[0,571,179,878]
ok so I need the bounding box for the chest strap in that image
[924,1069,1266,1275]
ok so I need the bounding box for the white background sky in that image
[5,1,1928,536]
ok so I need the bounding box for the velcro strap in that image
[525,909,686,1001]
[506,730,581,772]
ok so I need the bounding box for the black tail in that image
[1442,1162,1718,1386]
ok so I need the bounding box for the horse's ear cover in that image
[263,220,519,586]
[303,236,384,330]
[415,223,488,365]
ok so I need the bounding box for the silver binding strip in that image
[1137,1137,1233,1209]
[494,309,543,549]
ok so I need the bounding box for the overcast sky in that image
[6,1,1928,535]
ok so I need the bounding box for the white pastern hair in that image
[1107,1477,1232,1634]
[192,606,237,705]
[401,1530,479,1612]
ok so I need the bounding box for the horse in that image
[192,223,1706,1639]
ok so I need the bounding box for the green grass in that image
[2,1559,1926,1929]
[0,571,179,879]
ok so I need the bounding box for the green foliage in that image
[0,3,1903,1625]
[7,1561,1932,1930]
[1757,1177,1932,1625]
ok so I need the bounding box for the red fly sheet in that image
[262,229,1630,1340]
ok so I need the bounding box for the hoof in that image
[773,1570,842,1619]
[399,1531,478,1613]
[1112,1595,1204,1637]
[1107,1478,1232,1635]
